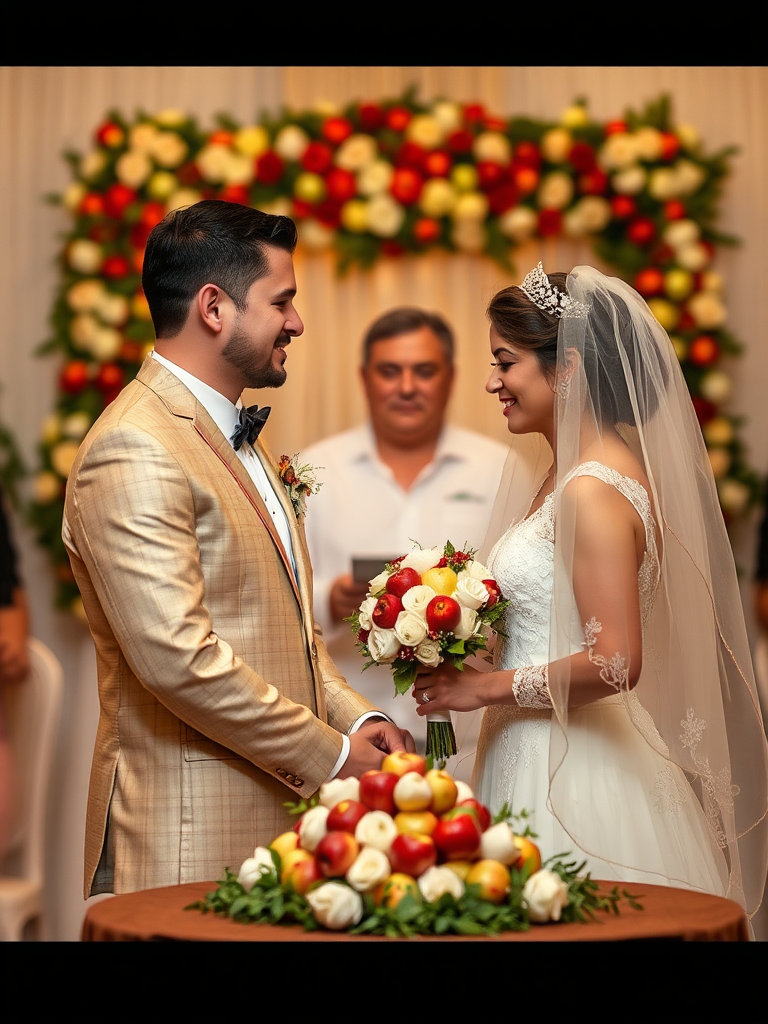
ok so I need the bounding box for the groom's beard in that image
[222,327,290,390]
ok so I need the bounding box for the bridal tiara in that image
[520,262,590,319]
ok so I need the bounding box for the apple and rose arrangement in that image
[348,541,509,767]
[190,750,641,937]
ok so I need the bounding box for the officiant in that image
[302,307,508,775]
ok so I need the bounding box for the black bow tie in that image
[230,404,271,451]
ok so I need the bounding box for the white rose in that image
[634,126,663,161]
[297,804,329,852]
[115,149,152,189]
[357,596,378,631]
[165,187,202,213]
[537,171,573,210]
[318,777,360,809]
[676,243,710,272]
[541,128,572,164]
[79,149,107,180]
[452,191,489,222]
[70,313,99,350]
[220,152,254,187]
[675,159,706,195]
[718,479,750,515]
[129,123,158,151]
[453,605,479,641]
[274,125,310,162]
[96,292,130,326]
[367,626,401,664]
[237,846,276,890]
[346,846,391,892]
[355,810,398,854]
[451,219,487,253]
[367,570,390,595]
[479,822,519,865]
[676,124,700,151]
[357,159,394,196]
[63,182,86,211]
[418,865,465,902]
[407,114,445,149]
[50,440,81,480]
[663,218,700,249]
[33,471,60,505]
[306,881,364,930]
[648,167,679,201]
[401,585,436,615]
[415,638,442,668]
[61,412,92,440]
[150,131,188,169]
[611,166,646,195]
[700,369,732,404]
[499,206,537,241]
[394,610,428,648]
[67,279,106,312]
[598,132,639,170]
[564,196,610,235]
[523,869,569,923]
[196,143,233,184]
[88,326,122,362]
[708,448,731,479]
[455,780,474,803]
[689,292,727,330]
[399,546,442,575]
[432,101,462,132]
[156,108,186,127]
[68,239,103,275]
[703,417,734,447]
[366,194,405,238]
[299,219,335,251]
[455,575,489,611]
[336,133,378,171]
[473,131,511,165]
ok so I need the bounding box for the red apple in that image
[388,832,438,877]
[372,593,402,629]
[315,831,360,878]
[426,595,461,633]
[386,567,421,597]
[481,580,501,608]
[359,770,399,813]
[433,809,482,861]
[381,751,427,778]
[457,798,492,832]
[326,799,368,834]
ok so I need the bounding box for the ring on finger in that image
[422,692,430,703]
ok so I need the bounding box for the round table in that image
[81,879,749,941]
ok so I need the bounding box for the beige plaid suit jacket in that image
[64,357,378,896]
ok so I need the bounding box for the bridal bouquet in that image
[348,541,509,767]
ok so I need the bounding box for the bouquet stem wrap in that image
[424,712,457,769]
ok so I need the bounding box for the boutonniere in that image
[278,454,322,520]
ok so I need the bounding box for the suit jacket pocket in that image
[182,724,245,762]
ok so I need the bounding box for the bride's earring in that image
[552,371,572,399]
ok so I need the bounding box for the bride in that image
[413,264,768,922]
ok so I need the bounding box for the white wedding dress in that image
[473,462,729,894]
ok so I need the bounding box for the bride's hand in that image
[413,663,488,715]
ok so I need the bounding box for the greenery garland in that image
[24,89,760,617]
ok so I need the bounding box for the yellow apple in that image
[381,751,427,778]
[372,872,420,908]
[394,810,439,836]
[425,768,458,814]
[444,859,474,881]
[513,835,543,877]
[466,859,511,904]
[421,566,458,596]
[269,830,299,862]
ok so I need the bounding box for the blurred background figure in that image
[0,485,30,858]
[303,307,509,778]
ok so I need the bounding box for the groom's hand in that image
[336,720,416,778]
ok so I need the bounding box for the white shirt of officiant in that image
[151,351,389,778]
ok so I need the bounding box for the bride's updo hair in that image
[488,270,669,427]
[486,273,565,385]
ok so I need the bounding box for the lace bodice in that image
[487,462,660,672]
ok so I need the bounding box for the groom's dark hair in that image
[142,199,298,339]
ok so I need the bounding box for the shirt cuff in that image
[323,712,396,782]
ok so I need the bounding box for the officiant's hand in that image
[336,720,416,778]
[330,573,370,624]
[413,663,488,715]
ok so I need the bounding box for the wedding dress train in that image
[473,462,729,895]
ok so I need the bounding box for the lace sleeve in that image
[512,664,553,708]
[582,616,629,692]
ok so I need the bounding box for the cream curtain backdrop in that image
[1,67,766,939]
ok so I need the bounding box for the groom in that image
[63,200,412,897]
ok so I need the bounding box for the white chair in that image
[0,637,63,940]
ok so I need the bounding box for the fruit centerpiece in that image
[348,541,509,767]
[190,751,641,937]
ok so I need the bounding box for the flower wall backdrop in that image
[23,90,759,615]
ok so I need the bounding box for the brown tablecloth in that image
[81,879,749,941]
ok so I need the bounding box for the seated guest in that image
[303,307,509,777]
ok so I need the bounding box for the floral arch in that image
[24,90,759,615]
